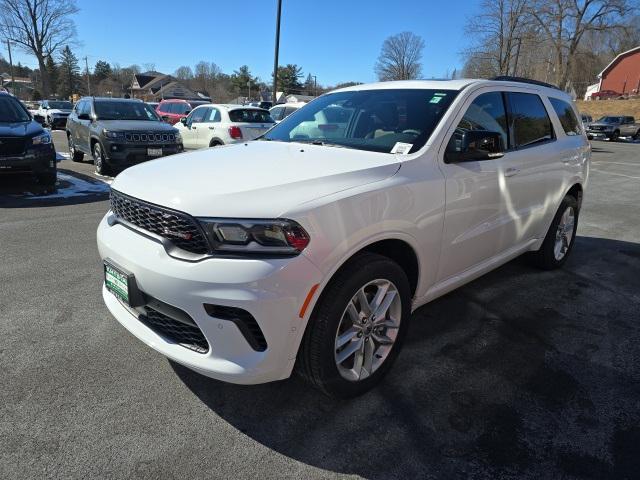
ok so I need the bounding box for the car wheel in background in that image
[527,194,579,270]
[610,130,620,141]
[633,130,639,141]
[209,140,223,147]
[93,142,111,176]
[68,136,84,162]
[297,252,411,398]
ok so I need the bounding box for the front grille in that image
[110,189,209,255]
[0,137,26,157]
[139,306,209,353]
[125,132,175,143]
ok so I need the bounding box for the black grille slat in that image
[139,307,209,353]
[0,137,26,157]
[125,132,175,143]
[110,189,209,254]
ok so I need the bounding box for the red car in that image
[156,99,209,125]
[591,90,620,100]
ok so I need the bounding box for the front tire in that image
[527,195,579,270]
[610,130,620,141]
[297,252,411,398]
[93,142,111,176]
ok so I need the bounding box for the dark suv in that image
[66,97,183,175]
[0,92,56,187]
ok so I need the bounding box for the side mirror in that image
[184,110,191,116]
[587,134,594,141]
[78,113,90,120]
[179,117,187,125]
[445,130,505,163]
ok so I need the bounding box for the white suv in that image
[97,78,590,398]
[174,104,275,149]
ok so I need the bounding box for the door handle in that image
[504,167,520,177]
[208,126,215,130]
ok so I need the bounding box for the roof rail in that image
[490,76,561,91]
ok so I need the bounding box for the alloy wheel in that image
[554,206,575,261]
[334,279,402,382]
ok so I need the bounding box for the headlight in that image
[32,132,51,145]
[103,129,124,139]
[198,218,310,255]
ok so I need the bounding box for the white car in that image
[174,104,275,149]
[98,78,590,397]
[37,99,73,129]
[269,102,305,122]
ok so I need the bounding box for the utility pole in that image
[6,40,15,96]
[272,0,282,105]
[84,56,91,95]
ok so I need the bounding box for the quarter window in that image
[448,91,508,153]
[206,108,221,122]
[507,92,554,148]
[549,98,581,136]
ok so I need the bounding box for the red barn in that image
[598,45,640,96]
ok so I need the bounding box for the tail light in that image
[229,126,243,139]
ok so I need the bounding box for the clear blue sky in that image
[8,0,478,86]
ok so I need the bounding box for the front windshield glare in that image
[95,101,159,121]
[263,89,458,154]
[49,101,72,109]
[0,96,31,123]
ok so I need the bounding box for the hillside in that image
[575,99,640,119]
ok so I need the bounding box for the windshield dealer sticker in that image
[391,142,413,154]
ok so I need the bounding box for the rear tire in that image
[633,130,639,141]
[297,252,411,398]
[527,195,579,270]
[209,140,223,147]
[68,136,84,162]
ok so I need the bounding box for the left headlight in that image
[31,132,51,145]
[198,218,310,255]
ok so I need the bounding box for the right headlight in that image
[198,218,310,255]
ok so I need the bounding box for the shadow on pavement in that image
[171,235,640,479]
[0,168,110,208]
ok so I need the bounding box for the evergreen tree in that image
[45,56,58,96]
[303,73,316,95]
[230,65,258,98]
[58,46,80,99]
[94,60,112,81]
[275,64,303,94]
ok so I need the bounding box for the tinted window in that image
[507,93,554,148]
[189,107,207,124]
[229,109,275,123]
[549,98,581,136]
[448,92,508,152]
[264,89,458,154]
[0,95,31,122]
[48,101,72,109]
[626,117,634,124]
[283,107,298,118]
[176,103,191,115]
[94,101,159,121]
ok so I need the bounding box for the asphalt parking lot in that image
[1,131,639,479]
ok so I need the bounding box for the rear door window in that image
[549,98,581,136]
[506,92,554,148]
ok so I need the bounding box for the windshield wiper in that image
[295,139,354,149]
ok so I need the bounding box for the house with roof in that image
[585,46,640,99]
[130,71,210,102]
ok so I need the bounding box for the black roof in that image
[491,76,561,91]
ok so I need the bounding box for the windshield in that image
[95,101,160,121]
[263,89,458,153]
[229,109,275,123]
[48,101,72,109]
[0,96,31,123]
[598,116,623,124]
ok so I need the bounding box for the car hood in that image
[48,109,71,114]
[111,141,402,218]
[98,120,177,132]
[0,120,44,137]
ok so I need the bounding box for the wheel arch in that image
[566,182,583,209]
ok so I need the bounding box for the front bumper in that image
[0,146,56,175]
[97,212,324,384]
[102,140,183,167]
[586,129,613,139]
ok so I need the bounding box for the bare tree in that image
[375,32,425,81]
[0,0,78,96]
[464,0,529,76]
[529,0,631,89]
